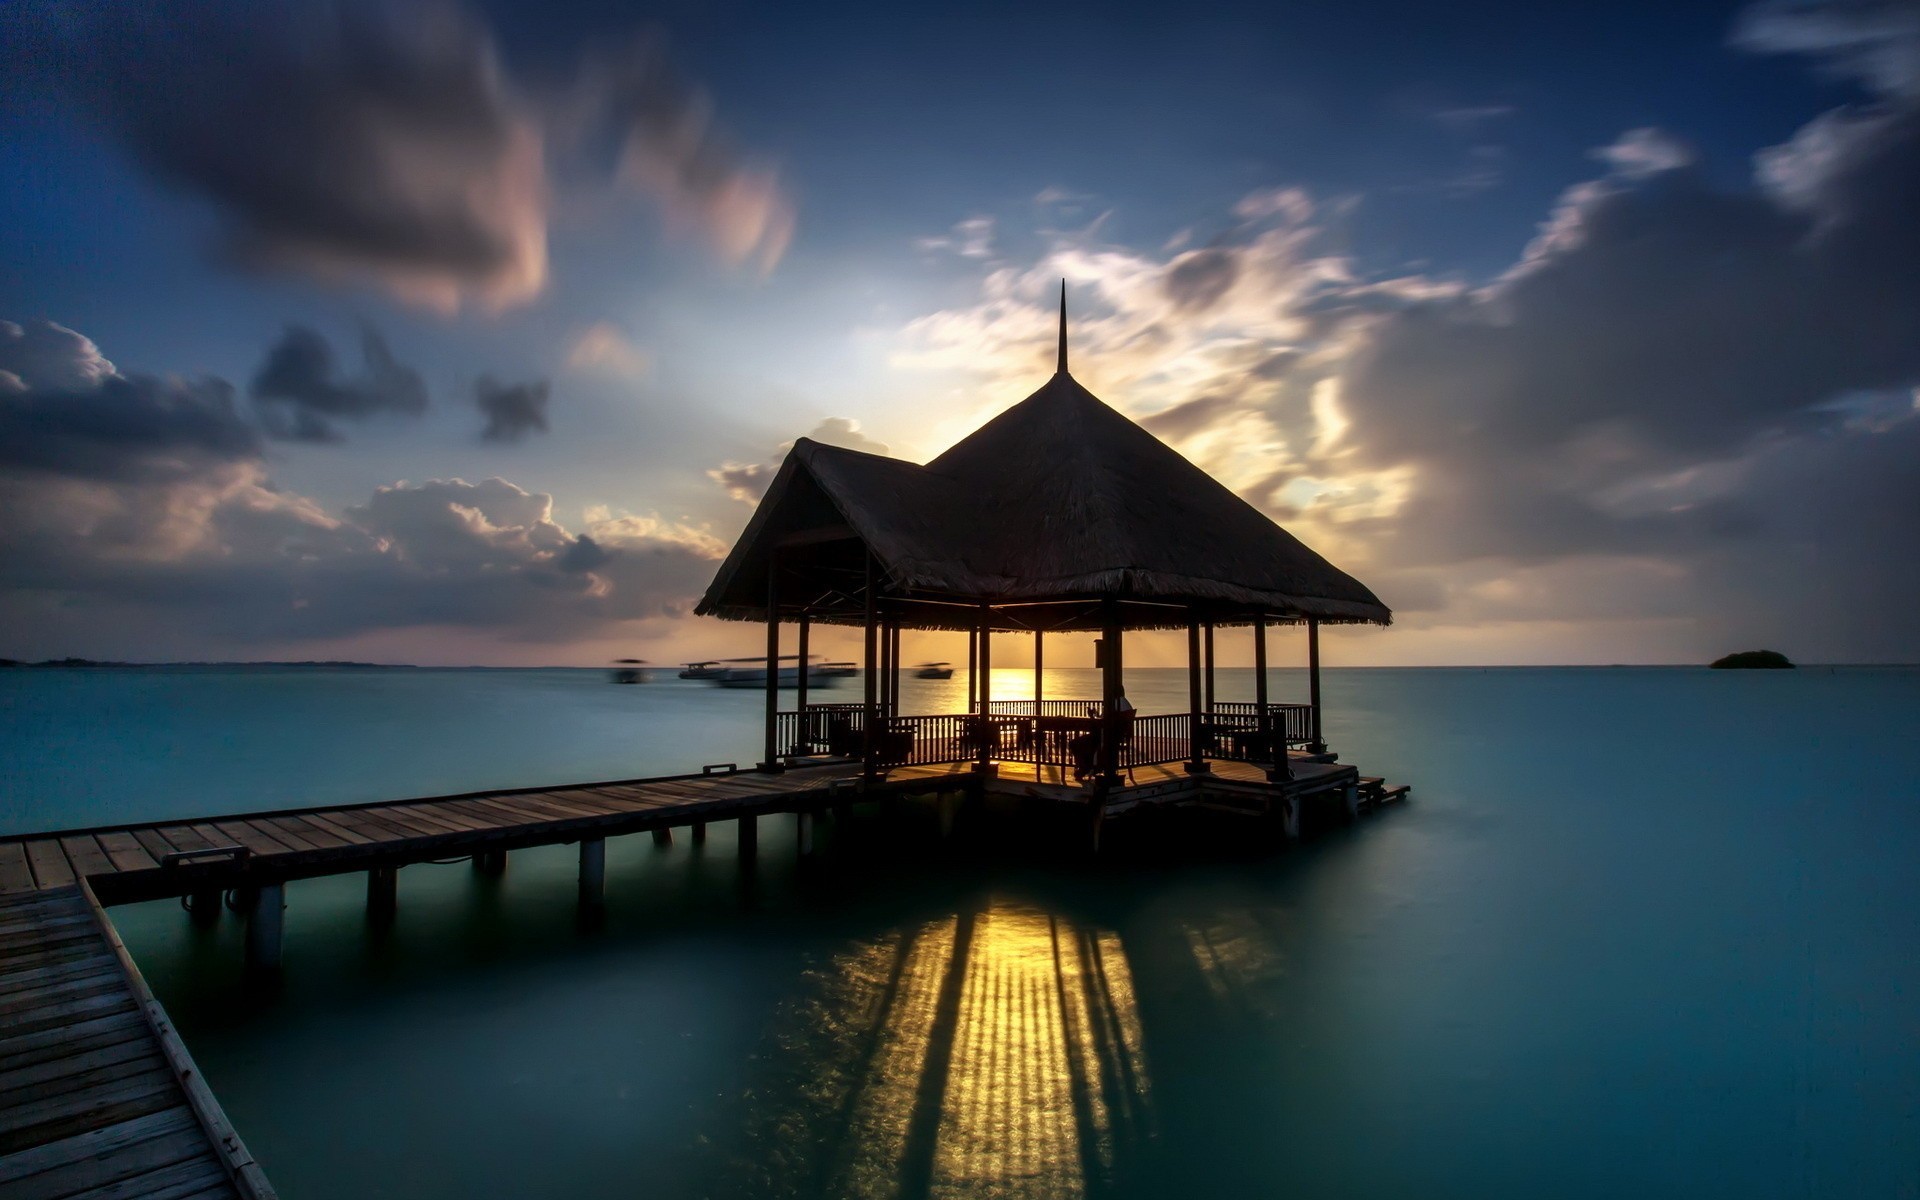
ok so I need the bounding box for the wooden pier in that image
[0,752,1404,1198]
[0,886,273,1200]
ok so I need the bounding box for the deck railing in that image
[984,698,1105,718]
[1197,703,1315,761]
[778,705,1201,773]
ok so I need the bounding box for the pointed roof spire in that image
[1056,279,1069,375]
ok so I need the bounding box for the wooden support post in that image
[1098,599,1121,785]
[1253,615,1270,762]
[796,613,810,728]
[1185,618,1207,773]
[862,553,878,784]
[367,866,397,925]
[739,814,758,860]
[976,603,994,771]
[889,621,903,716]
[244,882,284,972]
[797,811,815,857]
[761,555,781,772]
[937,791,959,840]
[1308,616,1326,754]
[187,889,221,927]
[578,839,605,911]
[652,827,674,847]
[1281,792,1302,840]
[692,821,707,845]
[967,628,978,713]
[1203,622,1216,714]
[1034,630,1044,715]
[474,849,507,876]
[1343,781,1360,823]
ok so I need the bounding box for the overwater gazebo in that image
[698,286,1390,791]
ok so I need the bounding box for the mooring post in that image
[691,820,707,846]
[738,814,758,861]
[1343,781,1360,823]
[244,882,284,972]
[186,889,221,927]
[474,849,507,876]
[652,827,674,847]
[578,839,606,912]
[937,791,959,839]
[797,811,815,857]
[367,866,397,926]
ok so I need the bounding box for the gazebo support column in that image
[1307,617,1326,755]
[1185,618,1208,773]
[759,555,782,773]
[975,603,994,773]
[862,554,878,785]
[889,620,902,716]
[1033,630,1044,716]
[1099,600,1122,786]
[1203,622,1216,715]
[1254,616,1276,777]
[794,613,810,752]
[967,628,978,713]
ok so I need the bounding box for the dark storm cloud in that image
[21,0,791,309]
[250,325,428,442]
[27,2,547,310]
[475,376,551,442]
[0,321,261,482]
[1315,1,1920,657]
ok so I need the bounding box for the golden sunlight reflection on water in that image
[751,898,1153,1199]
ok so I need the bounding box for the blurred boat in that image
[678,661,726,679]
[913,662,954,679]
[609,659,652,684]
[713,655,843,689]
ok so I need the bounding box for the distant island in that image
[1709,650,1795,669]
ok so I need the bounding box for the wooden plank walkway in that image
[0,886,273,1200]
[0,762,890,905]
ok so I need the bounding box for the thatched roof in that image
[698,357,1390,632]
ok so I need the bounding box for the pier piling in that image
[692,821,707,845]
[797,811,815,856]
[474,849,508,876]
[187,888,221,926]
[578,838,606,912]
[1281,795,1302,840]
[738,814,758,860]
[245,882,284,972]
[367,866,398,925]
[652,827,674,847]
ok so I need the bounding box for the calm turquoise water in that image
[4,666,1917,1198]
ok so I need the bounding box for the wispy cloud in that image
[565,323,651,378]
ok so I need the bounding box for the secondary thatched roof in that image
[698,359,1390,632]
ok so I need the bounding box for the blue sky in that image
[3,0,1917,665]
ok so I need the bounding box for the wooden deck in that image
[0,886,273,1200]
[0,761,898,905]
